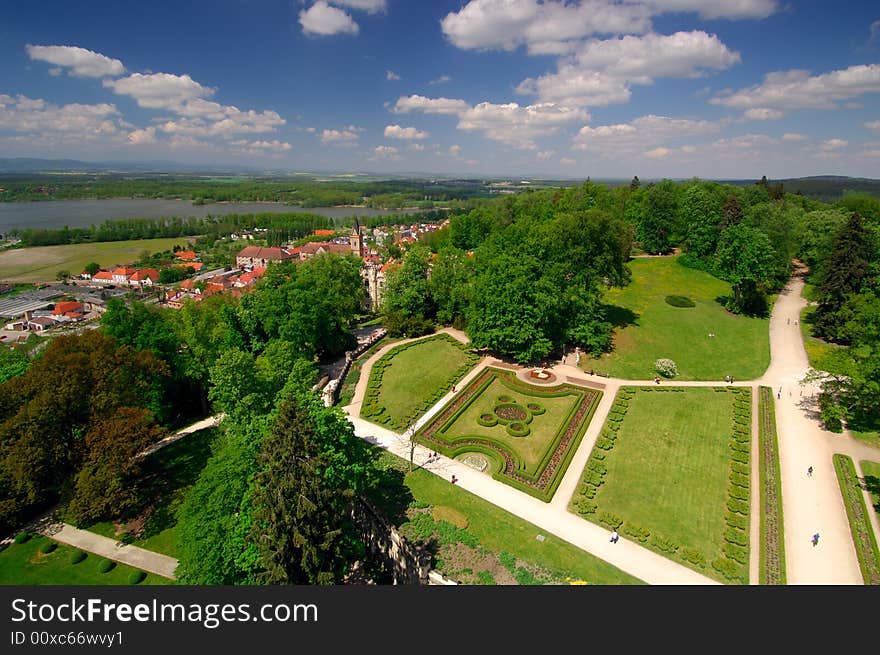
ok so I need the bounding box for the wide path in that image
[35,521,177,580]
[757,275,864,584]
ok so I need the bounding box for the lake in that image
[0,199,424,232]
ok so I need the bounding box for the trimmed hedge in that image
[98,559,116,573]
[832,454,880,585]
[14,532,30,544]
[128,571,147,585]
[69,550,87,564]
[39,541,57,554]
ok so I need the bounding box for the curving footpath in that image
[343,274,880,585]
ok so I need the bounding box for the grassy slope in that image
[0,237,192,282]
[440,376,579,472]
[581,257,769,380]
[371,337,472,425]
[0,536,169,585]
[591,388,733,557]
[404,467,641,584]
[86,426,217,557]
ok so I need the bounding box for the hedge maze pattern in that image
[832,454,880,585]
[570,386,752,584]
[360,333,480,432]
[758,386,786,585]
[415,367,601,502]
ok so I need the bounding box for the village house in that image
[129,268,160,287]
[235,246,297,269]
[112,266,137,285]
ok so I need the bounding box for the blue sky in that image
[1,0,879,178]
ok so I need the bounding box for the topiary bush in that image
[98,559,116,573]
[128,570,147,585]
[13,532,31,544]
[69,550,87,565]
[654,358,678,378]
[506,422,530,438]
[39,541,57,554]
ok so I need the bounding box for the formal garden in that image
[832,455,880,585]
[758,386,786,584]
[579,257,770,380]
[360,333,480,432]
[569,385,753,584]
[414,367,601,502]
[0,534,167,585]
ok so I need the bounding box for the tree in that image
[630,175,640,191]
[715,224,775,314]
[719,195,743,230]
[813,213,875,342]
[84,262,101,276]
[381,245,434,328]
[681,184,721,259]
[249,392,377,584]
[637,182,679,254]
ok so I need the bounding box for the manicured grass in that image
[415,367,600,502]
[85,426,217,558]
[580,257,770,380]
[860,460,880,518]
[0,536,168,585]
[403,466,641,585]
[799,305,842,371]
[0,237,192,282]
[570,386,751,583]
[337,335,397,408]
[361,333,479,431]
[850,429,880,450]
[758,386,786,585]
[832,454,880,585]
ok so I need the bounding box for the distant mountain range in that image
[0,157,262,174]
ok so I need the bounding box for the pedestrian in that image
[795,319,799,326]
[451,475,457,485]
[812,533,819,547]
[610,530,619,544]
[807,466,813,477]
[777,390,781,399]
[654,376,660,385]
[451,385,456,393]
[787,318,790,325]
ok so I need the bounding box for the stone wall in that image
[354,498,431,585]
[323,328,387,406]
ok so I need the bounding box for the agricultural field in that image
[0,237,193,283]
[580,257,770,380]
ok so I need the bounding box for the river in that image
[0,199,425,232]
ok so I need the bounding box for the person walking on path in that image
[812,533,820,547]
[610,530,619,544]
[807,466,813,477]
[451,475,458,485]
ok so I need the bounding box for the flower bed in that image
[758,386,786,585]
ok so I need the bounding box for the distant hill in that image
[0,157,261,174]
[719,175,880,202]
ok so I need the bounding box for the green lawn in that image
[361,333,479,431]
[799,305,843,370]
[851,430,880,450]
[0,237,193,282]
[570,386,750,583]
[0,536,169,585]
[580,257,770,380]
[416,367,600,501]
[861,460,880,517]
[400,464,641,585]
[85,426,217,558]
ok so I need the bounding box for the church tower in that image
[350,217,365,258]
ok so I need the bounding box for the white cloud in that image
[819,138,848,151]
[384,124,429,140]
[645,146,670,159]
[299,1,359,36]
[743,107,784,121]
[441,0,652,55]
[865,120,880,133]
[518,31,740,107]
[782,133,808,141]
[408,143,425,151]
[26,44,125,78]
[448,145,462,157]
[429,75,452,85]
[394,95,470,115]
[712,64,880,113]
[128,126,157,145]
[231,139,293,156]
[104,72,215,111]
[157,108,285,138]
[330,0,386,13]
[572,114,723,155]
[48,67,62,77]
[320,128,360,145]
[386,70,401,81]
[560,157,576,165]
[537,150,555,160]
[369,145,400,160]
[0,94,126,142]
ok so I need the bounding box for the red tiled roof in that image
[188,262,205,271]
[179,278,195,290]
[52,301,83,315]
[236,246,295,260]
[93,271,113,280]
[64,312,83,319]
[130,268,159,282]
[112,266,137,277]
[313,229,336,236]
[300,242,352,255]
[175,250,197,260]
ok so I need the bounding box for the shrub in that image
[729,484,749,501]
[499,551,517,572]
[654,358,678,378]
[722,542,749,565]
[724,528,749,547]
[576,500,597,515]
[506,422,530,438]
[514,567,538,585]
[622,524,650,542]
[583,471,604,486]
[712,557,743,582]
[729,472,750,488]
[128,571,147,585]
[476,414,498,427]
[526,403,545,415]
[596,438,614,450]
[587,459,607,474]
[13,532,30,544]
[681,548,706,568]
[651,535,679,553]
[732,451,749,464]
[476,570,496,585]
[39,541,57,554]
[665,295,696,308]
[725,513,749,531]
[727,498,749,515]
[598,511,623,529]
[731,462,750,476]
[581,485,597,499]
[98,559,116,573]
[69,550,87,564]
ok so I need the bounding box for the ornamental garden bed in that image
[833,454,880,585]
[569,386,752,584]
[758,386,786,585]
[414,367,601,502]
[360,333,480,432]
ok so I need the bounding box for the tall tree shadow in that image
[601,303,639,329]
